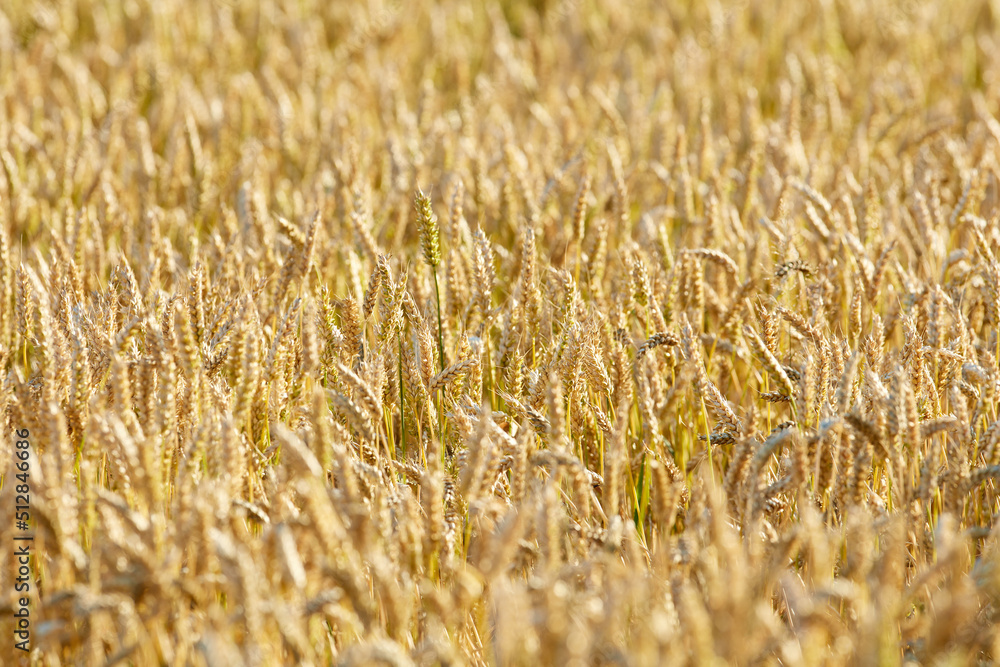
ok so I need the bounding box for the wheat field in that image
[1,0,1000,664]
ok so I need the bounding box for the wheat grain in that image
[5,3,1000,664]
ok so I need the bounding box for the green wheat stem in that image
[432,268,445,373]
[398,332,405,459]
